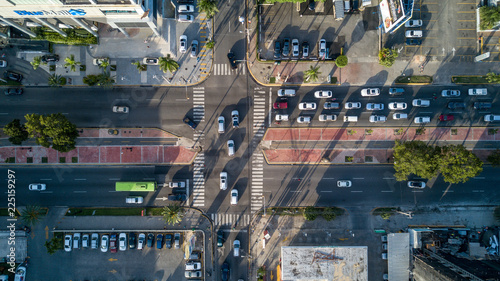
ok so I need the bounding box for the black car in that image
[221,262,230,281]
[474,102,492,110]
[165,234,173,249]
[227,52,237,69]
[129,232,136,249]
[4,71,23,82]
[406,39,422,46]
[308,0,315,11]
[274,41,281,59]
[4,88,23,95]
[156,234,163,249]
[147,233,154,248]
[282,38,290,57]
[217,230,224,247]
[41,54,59,62]
[168,194,187,202]
[183,116,198,130]
[447,102,466,110]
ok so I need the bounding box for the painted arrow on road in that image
[108,258,117,262]
[155,197,168,201]
[109,269,117,274]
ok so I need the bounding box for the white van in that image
[344,0,351,12]
[126,196,144,204]
[343,116,358,122]
[73,233,81,249]
[218,116,225,133]
[468,88,487,96]
[277,89,296,97]
[233,240,240,257]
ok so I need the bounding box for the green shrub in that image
[380,212,392,220]
[303,207,318,221]
[32,27,98,45]
[322,208,336,221]
[335,55,348,68]
[83,74,99,86]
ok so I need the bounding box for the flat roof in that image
[281,246,368,281]
[388,233,410,281]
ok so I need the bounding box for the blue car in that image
[156,234,163,249]
[406,38,421,46]
[274,41,281,59]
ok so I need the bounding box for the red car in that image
[273,101,288,109]
[110,234,117,253]
[439,114,454,121]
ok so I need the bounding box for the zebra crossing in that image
[192,87,205,122]
[251,153,264,213]
[210,213,251,227]
[191,152,205,207]
[212,63,246,76]
[250,87,267,213]
[253,88,267,138]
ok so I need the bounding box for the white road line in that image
[472,190,484,192]
[352,178,364,180]
[320,190,333,193]
[40,179,52,181]
[108,178,120,180]
[382,177,395,180]
[350,191,363,193]
[473,177,485,179]
[323,178,335,180]
[442,190,454,193]
[0,113,8,115]
[74,179,87,181]
[412,190,424,193]
[40,191,53,193]
[74,191,87,193]
[381,190,394,193]
[290,190,301,193]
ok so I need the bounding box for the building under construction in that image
[280,246,368,281]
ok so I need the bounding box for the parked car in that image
[64,235,72,252]
[129,232,136,249]
[291,39,299,57]
[190,40,198,58]
[314,90,332,98]
[473,102,492,110]
[227,140,235,156]
[345,102,361,109]
[319,114,337,122]
[366,103,384,111]
[388,102,407,110]
[393,113,408,120]
[233,240,240,257]
[41,54,59,62]
[125,196,143,204]
[82,234,89,248]
[137,233,145,250]
[441,90,460,97]
[297,116,311,124]
[101,234,109,252]
[119,233,127,251]
[91,233,99,249]
[183,116,198,130]
[274,41,281,59]
[275,114,289,121]
[389,88,405,95]
[277,89,296,97]
[318,39,327,58]
[178,14,194,22]
[227,52,237,69]
[232,110,239,128]
[165,234,173,249]
[0,60,7,67]
[178,4,195,12]
[4,71,23,82]
[302,42,309,58]
[273,101,288,109]
[4,88,23,96]
[147,233,154,248]
[186,261,202,270]
[218,116,225,133]
[113,106,129,113]
[73,233,81,249]
[408,181,425,189]
[109,234,117,253]
[405,30,423,38]
[156,234,163,249]
[299,102,317,110]
[406,39,422,45]
[185,271,202,278]
[217,230,224,247]
[168,194,187,201]
[231,189,238,205]
[282,38,290,57]
[29,183,46,191]
[405,19,423,27]
[439,114,454,121]
[412,99,430,107]
[337,180,352,187]
[468,88,487,96]
[361,88,380,97]
[169,181,186,188]
[484,115,500,122]
[179,35,188,53]
[221,262,230,281]
[142,57,158,65]
[414,116,431,124]
[369,115,387,123]
[323,102,340,110]
[447,102,466,109]
[220,172,228,190]
[174,233,181,249]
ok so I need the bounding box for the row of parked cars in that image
[63,232,182,252]
[273,38,327,60]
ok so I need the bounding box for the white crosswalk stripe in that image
[191,152,205,207]
[210,213,251,227]
[250,87,267,213]
[253,88,267,138]
[192,87,205,122]
[212,63,246,76]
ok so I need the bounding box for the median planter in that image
[394,75,433,84]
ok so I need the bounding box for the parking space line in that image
[457,11,475,13]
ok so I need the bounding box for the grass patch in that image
[80,65,86,71]
[72,157,78,163]
[365,129,373,135]
[269,77,276,83]
[395,75,433,84]
[42,157,48,163]
[394,128,404,135]
[66,208,143,216]
[372,207,399,220]
[452,75,489,84]
[146,207,164,216]
[345,156,353,162]
[0,208,20,216]
[140,65,147,71]
[0,80,22,86]
[416,128,426,135]
[488,129,498,135]
[31,27,98,45]
[267,207,343,220]
[49,65,56,71]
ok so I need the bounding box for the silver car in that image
[388,102,407,110]
[337,180,352,187]
[412,99,430,107]
[179,35,187,53]
[318,39,327,58]
[345,102,361,109]
[360,88,380,97]
[190,40,198,58]
[366,103,384,111]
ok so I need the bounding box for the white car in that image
[230,189,238,205]
[412,99,430,107]
[414,116,431,124]
[468,88,487,96]
[185,261,202,271]
[299,102,316,110]
[0,60,7,67]
[64,235,72,252]
[178,14,194,22]
[318,39,327,58]
[113,106,129,113]
[91,233,99,249]
[126,196,144,204]
[231,110,239,128]
[220,172,228,190]
[319,114,337,122]
[233,240,240,257]
[142,57,158,65]
[169,181,186,188]
[314,90,332,98]
[369,115,387,123]
[441,90,460,97]
[218,116,225,133]
[190,40,198,58]
[101,234,109,252]
[405,19,423,27]
[137,233,146,250]
[179,35,187,53]
[484,115,500,122]
[297,116,311,124]
[366,103,384,111]
[345,102,361,109]
[227,140,235,156]
[118,233,127,251]
[178,4,195,13]
[405,30,423,38]
[408,181,426,189]
[291,39,299,57]
[185,271,202,278]
[337,180,352,187]
[275,114,289,121]
[388,102,407,110]
[29,183,46,191]
[361,88,380,97]
[392,113,408,120]
[73,233,81,249]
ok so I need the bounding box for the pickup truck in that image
[275,114,289,121]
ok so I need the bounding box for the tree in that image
[487,149,500,166]
[206,39,215,49]
[21,205,43,226]
[48,74,66,87]
[303,206,318,221]
[64,54,81,72]
[158,55,180,74]
[378,48,398,68]
[437,145,483,184]
[304,65,321,82]
[97,71,115,88]
[198,0,219,19]
[393,140,439,181]
[485,72,500,83]
[131,61,145,72]
[98,58,110,70]
[83,74,99,86]
[31,56,42,70]
[480,6,500,30]
[161,204,184,225]
[322,207,337,221]
[24,113,79,152]
[335,55,348,68]
[4,119,29,145]
[44,236,63,255]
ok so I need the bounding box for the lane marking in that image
[382,177,395,180]
[40,191,53,193]
[323,177,335,180]
[108,178,120,180]
[290,190,301,193]
[352,178,364,180]
[350,190,363,193]
[74,191,87,193]
[412,190,424,193]
[472,177,485,179]
[320,191,333,193]
[40,179,52,181]
[381,190,393,193]
[74,179,87,181]
[472,190,484,192]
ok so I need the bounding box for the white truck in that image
[275,114,289,122]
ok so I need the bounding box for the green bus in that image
[115,182,157,192]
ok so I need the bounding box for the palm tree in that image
[304,65,321,82]
[158,55,179,74]
[21,205,43,226]
[161,204,184,225]
[31,56,41,70]
[64,55,81,72]
[97,71,115,88]
[198,0,219,19]
[48,74,65,87]
[131,61,145,73]
[206,39,215,50]
[98,58,110,70]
